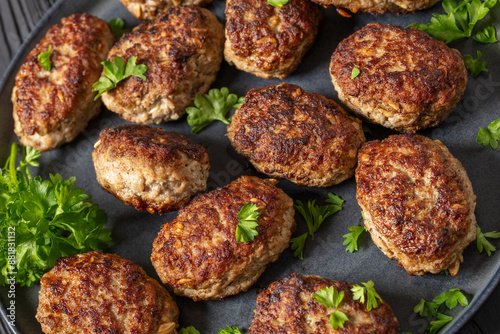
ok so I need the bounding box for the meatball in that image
[92,124,210,214]
[248,273,400,333]
[330,23,468,133]
[356,135,476,276]
[224,0,321,79]
[36,251,179,334]
[310,0,439,14]
[119,0,214,20]
[101,6,224,124]
[227,83,366,187]
[11,13,114,152]
[151,175,295,300]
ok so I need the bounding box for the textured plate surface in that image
[1,0,500,333]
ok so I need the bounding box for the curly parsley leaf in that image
[92,56,147,101]
[38,44,52,71]
[351,66,360,79]
[433,289,469,309]
[186,88,243,134]
[291,193,343,259]
[427,313,453,334]
[343,225,367,253]
[475,26,498,42]
[314,286,349,330]
[267,0,289,7]
[218,326,242,334]
[476,118,500,149]
[464,51,489,77]
[109,18,131,40]
[179,326,200,334]
[0,144,112,287]
[351,280,383,311]
[476,223,500,255]
[235,202,260,242]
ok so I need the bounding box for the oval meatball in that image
[330,23,468,133]
[101,6,224,124]
[224,0,321,79]
[151,175,295,300]
[248,273,400,333]
[310,0,439,14]
[227,83,365,187]
[12,13,114,152]
[119,0,214,20]
[356,134,477,276]
[36,251,179,334]
[92,124,210,214]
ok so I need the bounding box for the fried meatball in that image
[248,273,400,333]
[11,13,114,152]
[36,251,179,334]
[356,135,476,276]
[151,175,295,300]
[224,0,321,79]
[92,124,210,214]
[310,0,439,14]
[101,6,224,124]
[227,83,365,187]
[119,0,214,20]
[330,23,468,133]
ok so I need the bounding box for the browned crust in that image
[227,83,366,187]
[151,175,296,300]
[355,135,477,275]
[92,124,209,213]
[310,0,439,14]
[12,13,114,151]
[36,251,179,334]
[330,23,467,133]
[119,0,214,20]
[248,273,400,333]
[224,0,321,79]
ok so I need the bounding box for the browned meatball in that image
[310,0,439,14]
[101,6,224,124]
[227,83,366,187]
[92,124,210,214]
[356,135,476,276]
[248,273,400,333]
[224,0,321,79]
[36,251,179,334]
[151,175,295,300]
[119,0,214,20]
[330,23,467,133]
[12,13,114,152]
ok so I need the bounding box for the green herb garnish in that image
[267,0,290,7]
[351,65,360,79]
[92,56,147,101]
[464,51,488,77]
[235,202,260,242]
[351,280,383,311]
[179,326,200,334]
[109,18,131,40]
[38,44,52,71]
[343,225,367,253]
[476,223,500,255]
[218,326,242,334]
[313,286,349,330]
[0,144,112,287]
[475,26,498,43]
[476,118,500,149]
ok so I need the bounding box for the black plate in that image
[1,0,500,332]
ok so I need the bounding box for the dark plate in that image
[1,0,500,333]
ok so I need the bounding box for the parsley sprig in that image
[464,51,488,77]
[351,280,383,311]
[179,326,200,334]
[38,44,52,71]
[351,66,360,79]
[235,202,260,242]
[343,225,367,253]
[414,288,469,333]
[109,18,131,40]
[313,286,349,330]
[218,326,242,334]
[290,193,344,259]
[476,223,500,255]
[186,88,244,134]
[476,118,500,149]
[0,144,112,287]
[92,56,147,101]
[267,0,290,7]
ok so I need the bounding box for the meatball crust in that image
[248,273,400,333]
[12,13,114,152]
[224,0,321,79]
[151,175,295,300]
[310,0,439,14]
[356,135,476,276]
[36,251,179,334]
[227,83,366,187]
[92,124,210,214]
[101,6,224,124]
[330,23,468,133]
[119,0,214,20]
